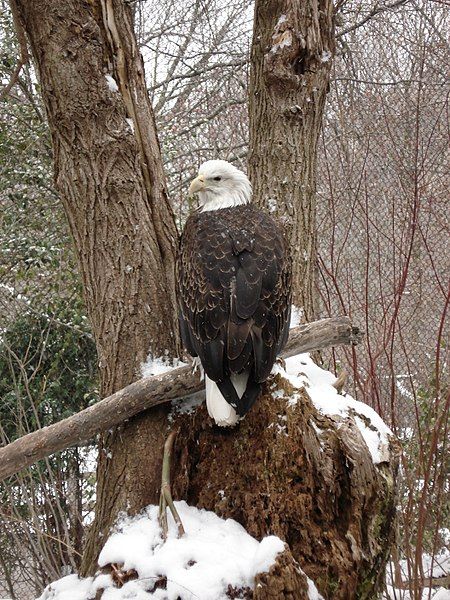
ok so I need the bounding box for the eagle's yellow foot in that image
[159,430,185,539]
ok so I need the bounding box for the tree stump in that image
[172,367,400,599]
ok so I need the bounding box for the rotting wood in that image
[0,317,362,481]
[172,371,400,599]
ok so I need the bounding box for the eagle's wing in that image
[177,206,292,388]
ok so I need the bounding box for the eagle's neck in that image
[199,187,251,212]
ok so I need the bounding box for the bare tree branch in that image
[150,58,247,92]
[0,317,363,481]
[336,0,409,39]
[0,0,29,100]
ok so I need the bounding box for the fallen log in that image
[0,316,362,481]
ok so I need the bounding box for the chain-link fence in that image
[315,11,449,593]
[316,12,448,432]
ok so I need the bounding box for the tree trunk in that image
[172,374,400,600]
[170,2,398,597]
[248,0,335,320]
[11,0,181,575]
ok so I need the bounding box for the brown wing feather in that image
[177,204,292,395]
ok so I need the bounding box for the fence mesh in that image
[316,53,448,431]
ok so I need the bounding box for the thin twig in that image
[159,430,185,539]
[336,0,409,39]
[1,2,29,100]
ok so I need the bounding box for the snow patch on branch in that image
[140,354,187,378]
[37,502,285,600]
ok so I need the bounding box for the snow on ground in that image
[384,582,450,600]
[276,353,393,464]
[37,502,285,600]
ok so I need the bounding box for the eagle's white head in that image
[188,159,252,212]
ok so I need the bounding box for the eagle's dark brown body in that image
[177,204,292,416]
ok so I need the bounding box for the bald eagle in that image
[177,160,292,426]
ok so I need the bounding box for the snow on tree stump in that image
[172,356,401,599]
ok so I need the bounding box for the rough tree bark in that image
[248,0,335,319]
[172,374,400,600]
[10,0,181,574]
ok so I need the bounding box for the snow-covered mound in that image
[280,353,393,464]
[37,502,285,600]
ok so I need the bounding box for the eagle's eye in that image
[213,176,222,181]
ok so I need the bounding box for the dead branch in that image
[0,317,362,481]
[336,0,409,39]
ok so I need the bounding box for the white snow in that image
[275,14,287,27]
[105,74,119,93]
[384,546,450,600]
[384,585,450,600]
[273,353,393,464]
[270,30,293,53]
[140,355,187,378]
[38,574,96,600]
[305,573,325,600]
[289,304,304,328]
[37,502,285,600]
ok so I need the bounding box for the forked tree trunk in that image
[10,0,181,575]
[11,0,399,597]
[249,0,335,320]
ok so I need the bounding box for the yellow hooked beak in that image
[189,174,205,194]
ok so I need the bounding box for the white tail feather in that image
[205,372,249,427]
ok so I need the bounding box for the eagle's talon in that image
[191,357,204,381]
